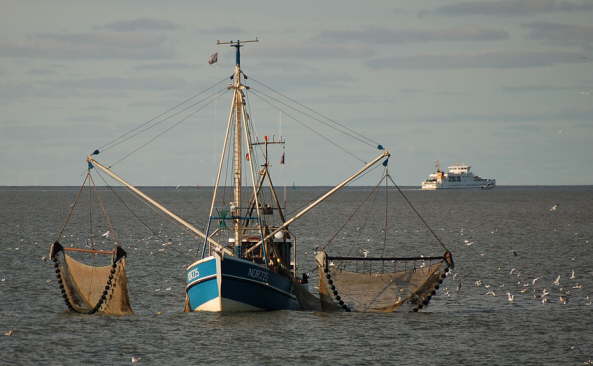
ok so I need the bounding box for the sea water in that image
[1,186,592,365]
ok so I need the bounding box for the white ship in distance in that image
[421,161,495,190]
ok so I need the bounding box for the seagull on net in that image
[559,296,568,304]
[549,204,558,211]
[486,290,496,297]
[506,292,514,303]
[131,356,141,363]
[570,270,576,280]
[101,231,110,238]
[532,277,541,286]
[553,275,560,286]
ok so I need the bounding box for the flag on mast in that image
[208,52,218,65]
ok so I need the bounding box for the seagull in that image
[586,296,592,306]
[573,284,582,289]
[474,280,482,287]
[510,268,517,275]
[532,277,541,286]
[101,231,110,238]
[506,292,514,302]
[360,249,369,258]
[541,289,550,297]
[549,204,558,211]
[4,330,14,336]
[541,297,549,304]
[464,240,474,246]
[570,270,576,280]
[486,290,496,297]
[559,296,568,304]
[553,275,560,286]
[131,356,141,363]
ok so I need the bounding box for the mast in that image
[217,39,258,249]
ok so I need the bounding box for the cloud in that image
[27,68,58,75]
[43,76,189,91]
[430,0,593,17]
[134,62,196,71]
[197,26,246,35]
[367,50,591,69]
[316,25,509,43]
[254,43,375,60]
[501,84,593,94]
[98,18,179,32]
[0,32,173,60]
[410,107,593,124]
[523,22,593,50]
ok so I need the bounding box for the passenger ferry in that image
[421,162,495,190]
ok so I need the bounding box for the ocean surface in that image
[1,186,593,365]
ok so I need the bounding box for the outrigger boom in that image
[87,156,233,256]
[244,150,391,256]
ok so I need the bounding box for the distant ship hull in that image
[421,164,495,190]
[185,254,300,312]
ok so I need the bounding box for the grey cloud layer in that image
[98,18,179,32]
[523,22,593,50]
[432,0,593,17]
[367,50,591,69]
[0,30,173,60]
[317,25,509,43]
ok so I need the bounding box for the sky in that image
[1,0,592,186]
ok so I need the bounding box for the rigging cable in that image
[250,89,366,164]
[99,77,229,152]
[250,77,380,148]
[109,87,228,168]
[386,174,450,253]
[93,169,175,244]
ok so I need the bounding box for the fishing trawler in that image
[421,162,495,190]
[82,40,391,312]
[53,39,453,314]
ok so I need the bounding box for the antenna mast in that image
[216,39,259,250]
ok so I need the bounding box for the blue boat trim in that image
[186,274,217,290]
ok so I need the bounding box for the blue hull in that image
[185,255,299,312]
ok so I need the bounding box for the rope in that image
[100,77,228,152]
[56,172,90,242]
[88,173,119,246]
[386,174,450,253]
[93,170,171,244]
[250,89,367,164]
[109,87,228,167]
[322,173,386,252]
[250,77,380,147]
